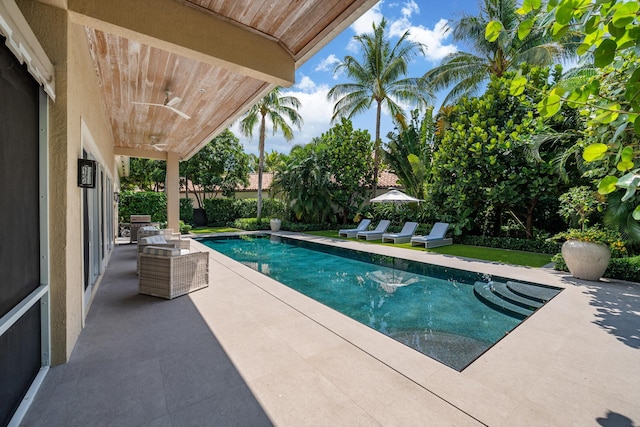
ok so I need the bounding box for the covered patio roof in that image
[45,0,377,161]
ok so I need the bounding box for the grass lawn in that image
[305,230,552,268]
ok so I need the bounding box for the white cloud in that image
[295,75,317,92]
[390,18,457,62]
[233,81,336,156]
[314,54,343,79]
[401,0,419,18]
[349,1,455,62]
[350,2,383,35]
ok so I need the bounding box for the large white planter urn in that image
[561,239,610,281]
[270,218,281,231]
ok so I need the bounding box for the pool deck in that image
[22,232,640,426]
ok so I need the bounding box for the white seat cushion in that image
[140,235,167,245]
[143,246,181,256]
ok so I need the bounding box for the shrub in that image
[180,198,194,224]
[551,253,566,271]
[233,198,287,220]
[119,191,167,223]
[262,198,287,218]
[551,226,627,258]
[179,220,192,234]
[553,253,640,283]
[606,258,640,282]
[282,222,335,232]
[203,198,237,225]
[232,218,271,230]
[458,235,560,254]
[233,199,257,218]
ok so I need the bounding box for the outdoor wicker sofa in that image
[138,245,209,299]
[136,234,191,274]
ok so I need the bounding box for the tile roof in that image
[239,171,401,191]
[181,171,401,193]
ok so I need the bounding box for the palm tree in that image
[240,87,303,221]
[327,18,432,196]
[425,0,576,105]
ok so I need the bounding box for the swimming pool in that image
[199,234,561,370]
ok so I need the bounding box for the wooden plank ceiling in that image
[82,0,376,161]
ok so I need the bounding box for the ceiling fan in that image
[137,135,167,151]
[133,90,191,120]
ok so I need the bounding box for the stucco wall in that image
[16,0,116,364]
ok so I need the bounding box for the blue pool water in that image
[200,235,556,370]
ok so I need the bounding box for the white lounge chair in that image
[356,220,391,241]
[338,219,372,238]
[381,222,419,244]
[410,222,452,248]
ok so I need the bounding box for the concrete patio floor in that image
[21,233,640,426]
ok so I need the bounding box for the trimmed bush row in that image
[204,198,286,226]
[552,253,640,283]
[118,191,167,223]
[457,235,560,255]
[231,218,336,232]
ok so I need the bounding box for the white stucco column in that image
[166,152,180,232]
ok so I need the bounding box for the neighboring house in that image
[180,170,403,202]
[0,1,377,425]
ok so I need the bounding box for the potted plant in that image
[552,187,620,281]
[553,227,615,281]
[269,218,281,231]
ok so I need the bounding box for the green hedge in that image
[458,235,560,254]
[122,194,288,227]
[233,198,287,219]
[119,191,167,223]
[232,218,271,230]
[180,198,194,224]
[203,198,236,225]
[203,198,288,226]
[552,253,640,283]
[282,221,334,232]
[231,218,333,232]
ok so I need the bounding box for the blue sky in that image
[231,0,479,156]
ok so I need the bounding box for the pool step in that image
[506,281,559,303]
[473,281,537,319]
[491,281,542,310]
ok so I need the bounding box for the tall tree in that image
[486,0,640,240]
[425,0,576,106]
[271,140,332,223]
[240,87,303,221]
[180,129,250,208]
[384,107,436,200]
[120,158,165,192]
[320,118,374,223]
[327,18,431,196]
[428,66,584,237]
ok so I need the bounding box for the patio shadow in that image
[585,280,640,349]
[21,244,272,427]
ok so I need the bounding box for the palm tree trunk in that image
[372,100,382,198]
[257,114,266,222]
